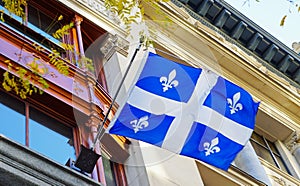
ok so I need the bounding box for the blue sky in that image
[224,0,300,49]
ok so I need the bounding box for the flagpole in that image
[91,41,142,149]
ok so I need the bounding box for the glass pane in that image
[266,140,279,155]
[29,107,75,164]
[251,141,277,166]
[251,132,265,146]
[275,155,289,174]
[28,5,61,35]
[0,91,25,144]
[102,156,117,186]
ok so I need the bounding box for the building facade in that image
[0,0,299,185]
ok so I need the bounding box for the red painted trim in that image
[72,127,81,157]
[116,163,128,186]
[25,103,29,147]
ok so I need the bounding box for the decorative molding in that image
[75,0,120,25]
[259,157,300,185]
[74,14,83,26]
[292,42,300,54]
[285,131,300,153]
[268,175,294,186]
[269,175,292,186]
[170,0,300,89]
[102,104,114,122]
[73,81,84,95]
[154,1,300,128]
[85,111,102,132]
[100,33,129,60]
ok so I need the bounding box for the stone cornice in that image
[171,0,300,88]
[259,157,300,186]
[57,0,127,37]
[162,1,300,98]
[142,1,300,131]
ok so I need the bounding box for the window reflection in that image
[0,91,75,165]
[28,4,62,36]
[0,91,25,145]
[29,107,76,164]
[250,132,290,174]
[102,155,117,186]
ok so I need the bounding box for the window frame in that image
[0,90,77,164]
[250,131,290,174]
[101,149,128,186]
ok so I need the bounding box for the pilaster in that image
[285,131,300,165]
[98,33,130,101]
[84,111,106,184]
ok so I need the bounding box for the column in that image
[234,141,272,185]
[74,15,85,59]
[85,111,106,184]
[285,131,300,165]
[84,67,106,183]
[99,33,129,101]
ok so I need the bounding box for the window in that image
[0,92,25,145]
[1,0,108,88]
[250,132,290,174]
[0,90,76,164]
[27,3,63,36]
[102,155,117,186]
[0,0,73,49]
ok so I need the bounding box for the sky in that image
[224,0,300,49]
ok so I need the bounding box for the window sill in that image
[258,157,300,186]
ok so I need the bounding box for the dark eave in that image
[172,0,300,88]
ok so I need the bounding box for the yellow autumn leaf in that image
[58,15,63,21]
[280,15,287,27]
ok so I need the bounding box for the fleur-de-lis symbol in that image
[160,69,179,92]
[130,116,149,133]
[203,137,221,156]
[227,92,243,114]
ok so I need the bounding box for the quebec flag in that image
[107,52,260,170]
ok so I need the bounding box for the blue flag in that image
[107,52,260,170]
